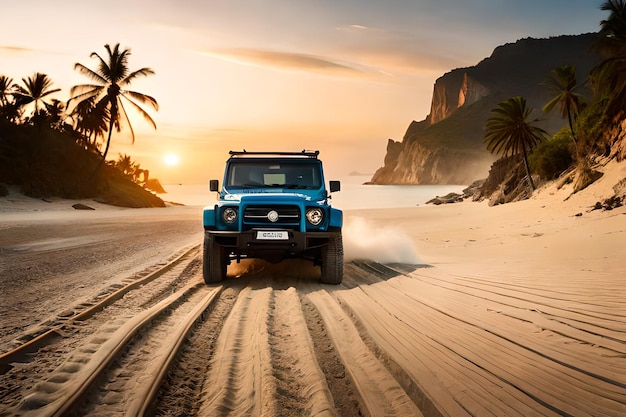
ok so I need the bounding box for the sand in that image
[338,160,626,415]
[1,160,625,415]
[348,160,626,277]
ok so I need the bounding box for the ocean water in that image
[161,176,467,210]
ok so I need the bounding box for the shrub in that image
[529,129,574,180]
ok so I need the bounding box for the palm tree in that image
[542,65,585,157]
[484,96,548,191]
[0,75,19,122]
[45,99,70,131]
[114,153,149,184]
[592,0,626,118]
[12,72,61,122]
[70,43,158,174]
[0,75,13,107]
[600,0,626,42]
[115,153,136,177]
[71,97,109,150]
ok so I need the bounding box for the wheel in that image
[320,233,343,284]
[203,232,227,284]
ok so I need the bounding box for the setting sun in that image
[163,153,180,166]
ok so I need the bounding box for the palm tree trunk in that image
[89,120,114,179]
[522,147,535,191]
[567,109,581,160]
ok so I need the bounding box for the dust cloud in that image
[343,217,420,264]
[225,216,421,279]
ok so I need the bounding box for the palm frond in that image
[90,50,113,83]
[69,84,105,98]
[123,90,159,111]
[600,0,626,42]
[484,96,547,158]
[116,100,136,143]
[103,44,130,83]
[73,63,108,84]
[121,94,157,129]
[122,68,156,86]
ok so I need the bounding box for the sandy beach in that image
[348,160,626,277]
[1,161,625,416]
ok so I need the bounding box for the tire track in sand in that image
[199,287,275,416]
[198,286,336,416]
[305,287,425,417]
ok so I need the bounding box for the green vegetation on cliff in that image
[480,0,626,203]
[374,1,626,201]
[371,33,604,186]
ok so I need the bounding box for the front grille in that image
[243,205,300,226]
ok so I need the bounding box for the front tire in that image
[321,234,343,284]
[203,232,227,284]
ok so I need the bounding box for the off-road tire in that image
[203,232,227,284]
[321,233,343,284]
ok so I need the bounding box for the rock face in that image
[371,34,603,185]
[607,119,626,161]
[373,132,494,184]
[430,72,489,125]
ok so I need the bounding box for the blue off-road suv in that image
[202,150,343,284]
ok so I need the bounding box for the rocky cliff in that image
[430,72,490,125]
[370,34,603,185]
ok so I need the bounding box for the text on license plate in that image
[256,231,288,240]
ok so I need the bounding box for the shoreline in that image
[2,160,624,246]
[4,159,624,214]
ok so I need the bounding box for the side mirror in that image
[209,179,219,192]
[329,180,341,193]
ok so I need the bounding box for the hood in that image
[222,190,327,204]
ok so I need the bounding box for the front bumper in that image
[207,229,339,255]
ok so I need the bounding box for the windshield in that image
[226,161,322,189]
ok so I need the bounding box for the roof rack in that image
[228,150,319,158]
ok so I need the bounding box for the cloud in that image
[0,46,36,57]
[189,22,471,82]
[332,24,473,73]
[0,45,72,61]
[198,47,375,78]
[347,24,368,30]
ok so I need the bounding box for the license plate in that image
[256,231,288,240]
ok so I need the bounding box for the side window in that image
[303,165,321,188]
[311,167,321,188]
[228,165,249,186]
[227,165,237,186]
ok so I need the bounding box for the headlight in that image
[305,207,324,226]
[222,207,238,224]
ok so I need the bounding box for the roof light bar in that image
[228,150,320,158]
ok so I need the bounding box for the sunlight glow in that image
[163,153,180,166]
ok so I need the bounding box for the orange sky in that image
[1,1,605,184]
